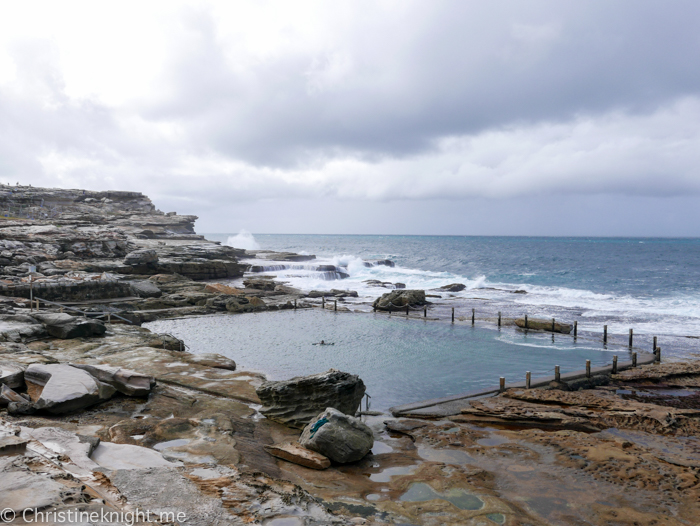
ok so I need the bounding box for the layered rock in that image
[264,442,331,470]
[70,363,156,396]
[123,248,158,266]
[0,184,247,305]
[0,361,25,389]
[24,363,116,414]
[31,313,106,339]
[256,369,366,429]
[299,407,374,463]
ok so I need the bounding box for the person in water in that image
[313,340,334,345]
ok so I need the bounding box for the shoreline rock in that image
[299,407,374,463]
[256,369,366,429]
[372,289,427,311]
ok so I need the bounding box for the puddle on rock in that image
[417,446,472,465]
[400,482,484,510]
[262,518,304,526]
[162,450,216,464]
[371,441,393,455]
[369,465,417,482]
[154,438,191,450]
[486,513,506,524]
[477,434,511,447]
[365,493,381,501]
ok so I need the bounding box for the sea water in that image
[148,234,700,409]
[205,234,700,359]
[147,309,633,411]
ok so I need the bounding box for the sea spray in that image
[226,230,260,250]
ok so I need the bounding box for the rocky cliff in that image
[0,184,247,304]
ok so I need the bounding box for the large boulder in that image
[24,363,116,414]
[1,384,27,406]
[299,408,374,463]
[256,369,366,429]
[69,364,155,396]
[0,361,25,389]
[31,313,106,339]
[372,289,426,311]
[515,317,572,334]
[129,280,162,298]
[123,249,158,266]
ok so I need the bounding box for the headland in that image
[1,184,699,525]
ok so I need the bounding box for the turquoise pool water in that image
[146,310,630,410]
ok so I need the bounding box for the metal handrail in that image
[33,296,135,325]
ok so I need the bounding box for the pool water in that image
[146,310,629,410]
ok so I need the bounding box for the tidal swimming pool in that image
[146,310,626,410]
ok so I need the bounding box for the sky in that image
[1,0,700,236]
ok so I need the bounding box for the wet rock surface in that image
[257,369,366,429]
[264,442,332,470]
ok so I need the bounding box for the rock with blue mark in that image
[299,407,374,463]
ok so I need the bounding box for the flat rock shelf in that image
[146,309,632,411]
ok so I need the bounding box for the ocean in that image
[205,233,700,356]
[147,234,700,408]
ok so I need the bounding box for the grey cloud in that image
[1,1,700,237]
[148,1,700,165]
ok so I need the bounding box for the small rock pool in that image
[147,309,628,410]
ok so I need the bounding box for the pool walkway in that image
[389,351,657,418]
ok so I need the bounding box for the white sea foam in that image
[242,250,700,339]
[225,230,260,250]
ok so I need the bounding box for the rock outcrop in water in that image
[256,369,366,428]
[299,407,374,463]
[439,283,466,292]
[515,317,572,334]
[372,289,427,311]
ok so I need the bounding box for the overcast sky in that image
[1,0,700,235]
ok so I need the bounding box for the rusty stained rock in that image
[457,388,700,436]
[264,442,331,470]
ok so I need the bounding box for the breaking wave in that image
[225,230,260,250]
